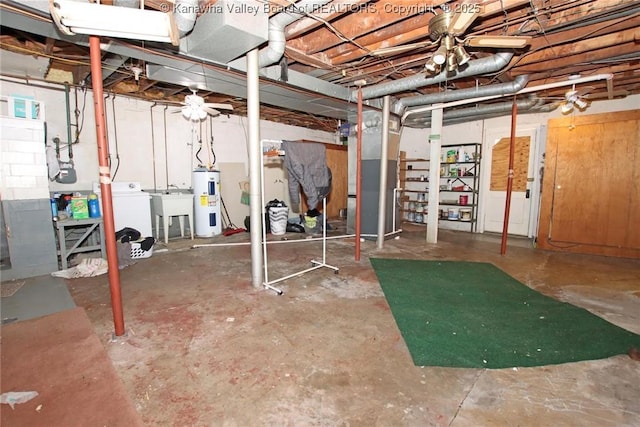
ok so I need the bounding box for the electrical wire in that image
[110,93,121,180]
[209,116,217,167]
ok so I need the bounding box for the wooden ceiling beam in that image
[285,0,371,38]
[517,27,640,68]
[514,42,640,74]
[285,46,336,69]
[327,14,434,63]
[324,0,532,65]
[287,1,448,55]
[525,62,640,84]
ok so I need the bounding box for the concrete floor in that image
[67,222,640,426]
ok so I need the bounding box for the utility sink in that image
[150,193,194,244]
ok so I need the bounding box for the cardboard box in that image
[71,197,89,219]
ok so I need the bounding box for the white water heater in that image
[193,169,222,237]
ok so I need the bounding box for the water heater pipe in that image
[501,97,518,255]
[89,35,125,337]
[355,87,363,261]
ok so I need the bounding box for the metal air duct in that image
[174,0,198,37]
[404,97,542,128]
[393,75,529,115]
[356,52,514,101]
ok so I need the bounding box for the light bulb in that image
[432,45,448,65]
[561,102,574,114]
[446,52,458,72]
[453,45,471,66]
[424,59,439,73]
[574,98,588,109]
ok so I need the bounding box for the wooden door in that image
[538,110,640,258]
[484,133,535,236]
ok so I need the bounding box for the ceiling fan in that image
[179,89,233,122]
[371,6,531,74]
[557,85,594,114]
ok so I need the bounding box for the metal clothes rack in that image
[260,139,339,295]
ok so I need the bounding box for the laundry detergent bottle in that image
[88,193,101,218]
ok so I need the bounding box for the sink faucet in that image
[166,184,180,194]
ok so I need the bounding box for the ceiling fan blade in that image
[203,107,221,116]
[204,103,233,111]
[448,9,480,35]
[465,35,531,48]
[369,41,434,56]
[576,86,595,97]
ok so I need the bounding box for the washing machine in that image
[93,182,153,237]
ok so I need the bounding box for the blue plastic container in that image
[88,194,101,218]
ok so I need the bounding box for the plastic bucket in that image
[448,208,459,220]
[268,206,289,235]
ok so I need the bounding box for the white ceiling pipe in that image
[402,73,614,122]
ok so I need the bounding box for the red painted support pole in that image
[89,36,125,336]
[355,88,363,261]
[500,96,518,255]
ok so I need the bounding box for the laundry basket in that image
[268,206,289,235]
[130,239,155,259]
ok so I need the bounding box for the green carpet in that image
[370,258,640,368]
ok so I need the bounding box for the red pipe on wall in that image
[355,88,363,261]
[500,96,518,255]
[89,36,125,336]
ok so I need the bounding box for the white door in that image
[483,127,539,237]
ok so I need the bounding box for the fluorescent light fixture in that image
[50,0,179,46]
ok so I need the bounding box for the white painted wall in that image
[398,94,640,234]
[0,117,48,200]
[0,77,337,228]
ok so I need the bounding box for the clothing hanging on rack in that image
[259,139,339,295]
[281,140,332,211]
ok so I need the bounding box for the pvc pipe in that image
[89,36,125,337]
[247,48,263,289]
[376,95,390,249]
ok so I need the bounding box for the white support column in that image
[247,48,263,288]
[426,106,443,243]
[376,95,390,249]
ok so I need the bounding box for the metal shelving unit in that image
[438,143,481,232]
[398,153,430,226]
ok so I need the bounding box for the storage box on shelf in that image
[398,152,430,225]
[438,143,481,232]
